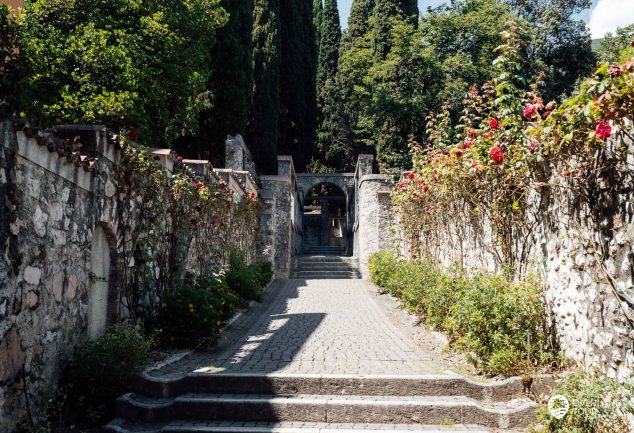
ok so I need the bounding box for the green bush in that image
[530,369,634,433]
[226,250,263,302]
[158,274,239,348]
[62,323,152,424]
[251,260,274,289]
[368,251,558,376]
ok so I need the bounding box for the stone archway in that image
[296,174,356,256]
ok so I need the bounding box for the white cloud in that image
[588,0,634,39]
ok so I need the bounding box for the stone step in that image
[115,393,536,429]
[106,419,502,433]
[290,271,361,280]
[294,264,358,271]
[131,373,540,402]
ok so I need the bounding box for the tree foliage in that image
[506,0,595,100]
[178,0,254,164]
[599,24,634,64]
[246,0,282,174]
[18,0,227,147]
[0,5,19,117]
[278,0,317,171]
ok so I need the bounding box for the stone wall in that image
[0,119,260,432]
[407,132,634,380]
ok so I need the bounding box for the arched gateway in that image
[225,137,393,279]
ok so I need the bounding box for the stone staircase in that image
[105,372,539,433]
[291,255,361,279]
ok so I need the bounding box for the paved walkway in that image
[152,279,445,377]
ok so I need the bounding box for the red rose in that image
[406,171,415,180]
[455,149,463,158]
[489,118,500,129]
[595,122,611,140]
[608,65,622,77]
[195,181,204,190]
[423,185,429,192]
[523,105,537,119]
[464,141,473,149]
[128,129,140,141]
[490,146,504,165]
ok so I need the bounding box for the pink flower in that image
[489,118,500,130]
[464,141,473,149]
[249,192,256,200]
[417,179,424,186]
[177,156,183,163]
[490,146,504,165]
[608,65,622,77]
[523,105,537,119]
[528,142,542,154]
[595,122,612,140]
[128,129,140,141]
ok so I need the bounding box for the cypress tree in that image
[177,0,254,165]
[246,0,282,174]
[348,0,375,40]
[313,0,323,54]
[278,0,318,171]
[316,0,341,95]
[316,0,342,165]
[372,0,418,59]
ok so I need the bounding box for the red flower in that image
[468,129,478,138]
[608,65,622,77]
[195,181,204,190]
[406,171,415,180]
[523,105,537,119]
[484,131,494,140]
[399,182,408,191]
[471,162,477,169]
[595,122,611,140]
[464,141,473,149]
[417,179,424,186]
[249,192,256,200]
[128,129,140,141]
[489,118,500,129]
[490,146,504,165]
[423,185,429,192]
[454,149,463,158]
[177,156,183,163]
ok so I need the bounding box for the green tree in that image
[178,0,254,164]
[18,0,227,147]
[278,0,318,171]
[316,0,340,95]
[505,0,595,100]
[372,0,418,59]
[599,24,634,64]
[0,5,19,117]
[420,0,523,114]
[313,0,323,54]
[246,0,282,174]
[347,0,374,40]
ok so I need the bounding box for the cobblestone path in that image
[152,279,445,377]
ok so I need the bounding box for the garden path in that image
[151,279,446,377]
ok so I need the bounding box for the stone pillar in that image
[320,198,329,246]
[277,155,295,179]
[225,135,246,171]
[357,174,392,278]
[357,154,374,177]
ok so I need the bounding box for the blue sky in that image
[337,0,632,39]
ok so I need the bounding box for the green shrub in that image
[251,260,274,289]
[368,251,400,291]
[158,274,239,348]
[530,369,634,433]
[226,250,263,302]
[62,323,152,424]
[368,251,558,376]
